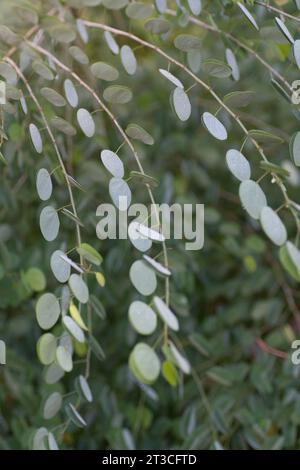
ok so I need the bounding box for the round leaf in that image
[172,87,191,122]
[36,168,52,201]
[77,108,95,137]
[109,177,132,210]
[129,260,157,296]
[39,206,60,242]
[260,206,287,246]
[226,149,251,181]
[101,149,124,177]
[202,112,227,140]
[68,274,89,304]
[129,300,157,335]
[36,293,60,330]
[153,296,179,331]
[29,123,43,154]
[239,180,267,220]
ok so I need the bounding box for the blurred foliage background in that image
[1,0,300,450]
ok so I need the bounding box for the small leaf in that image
[64,79,78,108]
[36,293,60,330]
[172,87,191,122]
[126,2,154,20]
[50,250,71,283]
[90,295,106,320]
[32,60,54,80]
[153,296,179,331]
[120,45,137,75]
[43,392,62,420]
[162,361,179,387]
[37,333,57,365]
[290,132,300,166]
[129,342,160,384]
[109,177,132,210]
[51,116,76,136]
[129,260,157,296]
[248,129,284,144]
[101,149,124,177]
[102,0,129,10]
[260,206,287,246]
[226,149,251,181]
[143,254,171,277]
[95,272,106,287]
[275,17,294,44]
[77,108,95,137]
[202,59,232,78]
[70,302,88,331]
[202,112,227,141]
[56,345,73,372]
[187,0,202,16]
[63,316,85,343]
[76,375,93,402]
[61,208,84,227]
[90,61,119,81]
[223,90,254,108]
[145,18,171,35]
[29,123,43,154]
[36,168,53,201]
[259,161,290,178]
[65,403,86,427]
[174,34,202,52]
[76,243,103,266]
[159,68,183,89]
[169,341,191,374]
[239,180,267,220]
[129,300,157,335]
[69,45,89,65]
[129,171,159,188]
[104,31,119,55]
[225,48,240,81]
[237,2,259,31]
[128,221,153,252]
[89,335,106,361]
[41,87,66,107]
[68,274,89,304]
[39,206,60,241]
[103,85,132,104]
[125,123,154,145]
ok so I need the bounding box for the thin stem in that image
[255,1,300,24]
[166,8,292,93]
[6,57,83,256]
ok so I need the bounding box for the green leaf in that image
[90,295,106,320]
[104,31,119,54]
[126,2,154,20]
[172,87,191,122]
[64,79,78,108]
[129,260,157,296]
[77,108,95,137]
[32,60,54,80]
[63,316,85,343]
[153,296,179,331]
[129,342,160,384]
[174,34,202,52]
[109,177,132,210]
[290,132,300,166]
[237,2,259,31]
[32,428,48,450]
[69,45,89,65]
[239,180,267,220]
[226,48,240,81]
[43,392,62,420]
[103,85,133,104]
[259,161,290,178]
[142,254,171,277]
[226,149,251,181]
[39,206,60,241]
[90,61,119,81]
[51,116,76,136]
[202,59,232,78]
[169,341,191,374]
[120,45,137,75]
[36,293,60,330]
[36,168,52,201]
[56,345,73,372]
[76,243,103,266]
[41,87,66,107]
[61,208,84,227]
[37,333,57,365]
[76,375,93,402]
[129,171,159,188]
[29,123,43,154]
[125,123,154,145]
[102,0,128,10]
[68,274,89,304]
[162,361,179,387]
[24,267,46,292]
[202,112,227,140]
[260,207,287,246]
[159,68,183,89]
[65,403,87,427]
[275,17,294,44]
[145,18,171,35]
[128,221,153,252]
[128,300,157,335]
[248,129,284,144]
[101,149,124,177]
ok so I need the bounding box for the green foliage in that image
[1,0,300,451]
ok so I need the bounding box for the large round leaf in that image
[36,293,60,330]
[129,300,157,335]
[129,260,157,296]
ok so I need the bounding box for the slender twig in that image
[5,58,82,253]
[80,21,299,234]
[256,337,288,360]
[27,40,170,333]
[166,9,292,93]
[255,1,300,24]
